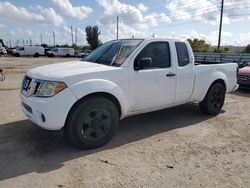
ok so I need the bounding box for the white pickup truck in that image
[20,38,239,149]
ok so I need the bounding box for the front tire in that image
[199,83,226,115]
[65,96,119,149]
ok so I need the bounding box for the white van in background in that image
[0,43,7,55]
[47,48,75,57]
[13,46,45,57]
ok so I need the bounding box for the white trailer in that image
[47,48,75,57]
[13,46,45,57]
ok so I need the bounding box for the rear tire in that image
[66,54,70,57]
[14,53,20,57]
[65,96,119,149]
[34,53,39,57]
[199,83,226,115]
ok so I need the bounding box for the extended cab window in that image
[135,42,171,70]
[175,42,190,67]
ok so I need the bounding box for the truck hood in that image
[27,61,117,80]
[239,65,250,75]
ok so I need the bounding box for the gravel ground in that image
[0,56,250,188]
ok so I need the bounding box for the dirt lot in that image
[0,56,250,188]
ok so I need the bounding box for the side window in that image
[175,42,190,67]
[135,42,171,70]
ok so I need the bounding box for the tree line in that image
[40,26,102,51]
[187,38,250,53]
[6,25,250,53]
[81,27,250,53]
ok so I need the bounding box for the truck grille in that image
[21,76,42,97]
[238,75,250,81]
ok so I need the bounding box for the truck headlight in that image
[37,81,67,97]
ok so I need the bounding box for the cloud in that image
[38,7,64,26]
[166,0,249,24]
[6,26,88,46]
[0,2,63,26]
[0,23,6,28]
[97,0,171,40]
[240,32,250,46]
[138,3,148,12]
[52,0,92,20]
[176,30,248,46]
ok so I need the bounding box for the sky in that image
[0,0,250,47]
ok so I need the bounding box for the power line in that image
[120,9,220,25]
[143,3,220,16]
[117,4,221,25]
[142,0,219,15]
[120,20,200,29]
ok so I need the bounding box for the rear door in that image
[175,42,195,103]
[129,41,176,112]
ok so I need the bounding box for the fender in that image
[69,79,129,118]
[192,71,228,102]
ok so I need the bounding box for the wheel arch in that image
[201,78,227,101]
[211,79,226,91]
[66,92,123,125]
[191,73,228,102]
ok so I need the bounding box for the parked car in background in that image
[44,48,51,56]
[20,38,239,149]
[75,50,90,58]
[12,46,45,57]
[238,63,250,89]
[47,48,75,57]
[7,47,17,55]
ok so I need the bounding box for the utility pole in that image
[75,28,77,46]
[116,16,119,40]
[29,37,32,46]
[71,25,74,46]
[40,34,43,45]
[52,31,55,46]
[217,0,224,50]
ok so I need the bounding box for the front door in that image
[129,41,176,112]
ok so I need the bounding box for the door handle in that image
[166,73,176,77]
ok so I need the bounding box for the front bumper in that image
[20,88,77,130]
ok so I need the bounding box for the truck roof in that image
[114,38,184,43]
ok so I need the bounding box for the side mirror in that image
[135,57,152,70]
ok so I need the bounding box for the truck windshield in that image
[83,39,143,66]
